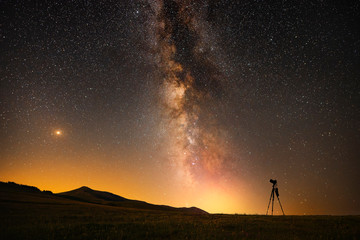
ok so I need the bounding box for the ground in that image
[1,183,359,239]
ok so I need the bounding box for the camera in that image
[269,179,277,185]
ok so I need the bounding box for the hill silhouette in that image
[58,186,128,203]
[58,185,207,214]
[0,181,207,215]
[0,181,53,194]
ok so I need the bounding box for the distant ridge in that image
[0,181,208,215]
[58,186,208,214]
[0,181,53,194]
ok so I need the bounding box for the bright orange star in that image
[54,130,62,136]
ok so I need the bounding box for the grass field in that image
[1,183,359,239]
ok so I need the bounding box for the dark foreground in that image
[1,183,359,239]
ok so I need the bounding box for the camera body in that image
[269,179,277,185]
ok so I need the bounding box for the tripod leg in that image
[277,196,285,216]
[271,190,274,215]
[266,190,273,215]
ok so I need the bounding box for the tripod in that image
[266,180,285,215]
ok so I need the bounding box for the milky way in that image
[145,0,234,184]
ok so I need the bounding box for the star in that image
[54,130,62,136]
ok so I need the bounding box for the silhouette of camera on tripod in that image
[266,179,285,215]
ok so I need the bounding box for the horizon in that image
[1,179,358,216]
[1,1,359,216]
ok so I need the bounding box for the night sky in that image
[1,0,359,215]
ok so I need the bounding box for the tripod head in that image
[269,179,277,187]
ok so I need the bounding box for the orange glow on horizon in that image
[0,152,337,215]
